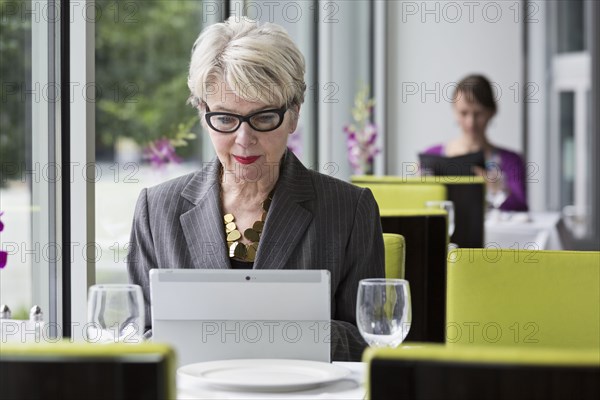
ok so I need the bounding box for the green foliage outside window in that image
[0,0,204,183]
[0,0,31,185]
[95,0,203,161]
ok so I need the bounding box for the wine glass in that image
[356,279,411,348]
[482,162,508,221]
[86,284,145,343]
[425,200,455,238]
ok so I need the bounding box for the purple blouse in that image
[423,144,528,212]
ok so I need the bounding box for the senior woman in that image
[127,17,385,361]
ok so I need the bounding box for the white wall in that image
[526,0,548,212]
[318,0,371,179]
[243,0,318,167]
[231,0,372,179]
[386,0,524,174]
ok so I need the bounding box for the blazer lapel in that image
[180,159,229,269]
[254,151,315,270]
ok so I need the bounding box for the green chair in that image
[364,344,600,400]
[354,182,447,210]
[446,249,600,349]
[383,233,406,279]
[353,175,486,248]
[0,342,176,399]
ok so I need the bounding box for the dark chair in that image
[379,209,448,343]
[0,342,175,400]
[364,344,600,400]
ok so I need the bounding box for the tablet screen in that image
[418,151,485,176]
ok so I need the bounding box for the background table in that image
[178,361,366,399]
[484,211,564,250]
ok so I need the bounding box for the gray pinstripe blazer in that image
[127,150,385,361]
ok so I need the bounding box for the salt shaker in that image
[29,305,44,341]
[0,304,11,319]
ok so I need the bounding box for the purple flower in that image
[343,121,380,174]
[0,212,6,269]
[343,85,380,175]
[142,138,183,168]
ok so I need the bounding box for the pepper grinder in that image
[30,305,44,341]
[30,305,43,322]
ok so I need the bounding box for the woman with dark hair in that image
[423,74,528,211]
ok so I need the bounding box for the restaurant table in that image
[484,211,564,250]
[178,361,366,399]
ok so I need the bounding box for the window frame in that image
[547,1,593,238]
[66,0,95,340]
[27,0,64,337]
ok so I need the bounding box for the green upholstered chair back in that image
[364,344,600,400]
[383,233,405,279]
[0,342,176,399]
[447,249,600,349]
[354,182,447,210]
[353,175,484,185]
[353,175,486,248]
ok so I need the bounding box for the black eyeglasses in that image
[204,105,288,133]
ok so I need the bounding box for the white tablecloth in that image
[178,361,366,399]
[484,211,563,250]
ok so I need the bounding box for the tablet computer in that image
[419,151,485,176]
[150,269,331,366]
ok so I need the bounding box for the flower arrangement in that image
[343,84,380,175]
[142,118,197,168]
[0,212,7,269]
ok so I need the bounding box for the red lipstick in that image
[233,155,260,165]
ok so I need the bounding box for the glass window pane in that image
[95,0,206,283]
[559,92,575,207]
[557,0,585,53]
[585,89,593,235]
[0,0,32,319]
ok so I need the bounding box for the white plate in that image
[177,359,351,392]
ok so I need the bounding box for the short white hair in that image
[188,16,306,110]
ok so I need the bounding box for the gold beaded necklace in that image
[223,192,273,262]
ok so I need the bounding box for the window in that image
[556,0,585,53]
[0,0,60,328]
[558,92,575,207]
[2,0,379,339]
[94,1,209,284]
[549,1,593,240]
